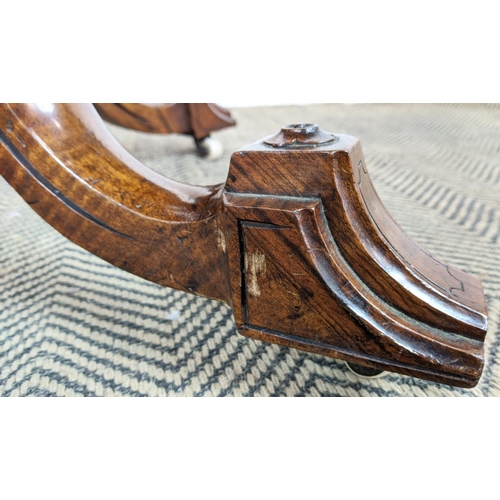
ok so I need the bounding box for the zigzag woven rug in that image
[1,103,499,397]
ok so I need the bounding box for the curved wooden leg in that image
[93,103,236,159]
[0,103,232,302]
[94,103,192,134]
[0,109,488,387]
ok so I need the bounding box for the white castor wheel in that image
[346,362,386,379]
[195,135,224,160]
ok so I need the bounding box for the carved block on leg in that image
[224,124,487,387]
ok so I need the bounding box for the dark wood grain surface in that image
[0,108,488,388]
[94,103,235,139]
[0,104,231,302]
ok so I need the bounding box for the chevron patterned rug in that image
[1,103,499,397]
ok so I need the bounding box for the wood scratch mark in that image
[245,250,266,297]
[217,228,227,253]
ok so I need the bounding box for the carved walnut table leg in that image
[0,105,488,388]
[93,103,236,159]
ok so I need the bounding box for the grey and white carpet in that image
[1,103,499,396]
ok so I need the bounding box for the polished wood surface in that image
[0,108,488,388]
[0,103,231,302]
[225,124,487,387]
[228,126,486,340]
[94,103,235,139]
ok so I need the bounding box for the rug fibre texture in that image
[1,103,499,396]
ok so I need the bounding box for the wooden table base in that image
[0,105,488,388]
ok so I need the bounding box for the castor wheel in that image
[346,362,385,378]
[195,135,224,160]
